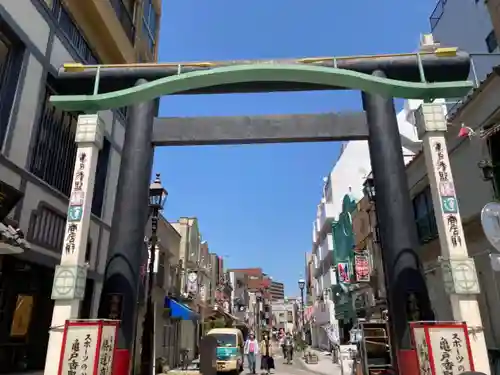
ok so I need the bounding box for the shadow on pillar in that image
[98,79,156,350]
[362,70,434,370]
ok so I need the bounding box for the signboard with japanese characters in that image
[410,322,474,375]
[58,320,119,375]
[432,141,464,249]
[62,150,90,262]
[97,325,116,375]
[412,326,432,375]
[354,253,371,282]
[337,262,351,283]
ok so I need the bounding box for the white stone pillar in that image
[415,103,490,374]
[43,114,104,375]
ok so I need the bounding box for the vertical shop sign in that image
[354,252,371,282]
[433,142,462,247]
[337,262,350,283]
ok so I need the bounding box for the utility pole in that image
[414,102,489,374]
[43,114,103,375]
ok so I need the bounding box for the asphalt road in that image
[240,354,313,375]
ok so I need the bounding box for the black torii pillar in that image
[98,79,156,351]
[363,70,434,371]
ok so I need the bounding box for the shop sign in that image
[354,253,370,282]
[410,322,474,375]
[97,325,116,375]
[337,262,350,283]
[433,142,462,247]
[58,320,118,375]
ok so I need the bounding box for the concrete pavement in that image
[295,348,342,375]
[166,348,342,375]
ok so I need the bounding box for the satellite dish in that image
[481,202,500,252]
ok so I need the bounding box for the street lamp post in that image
[362,177,375,202]
[298,279,305,340]
[255,290,262,341]
[140,174,167,375]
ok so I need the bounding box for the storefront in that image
[0,256,54,373]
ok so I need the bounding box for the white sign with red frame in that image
[58,320,119,375]
[354,253,371,282]
[410,321,474,375]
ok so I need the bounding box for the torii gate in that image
[49,48,472,371]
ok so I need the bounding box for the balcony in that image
[429,0,445,31]
[314,266,322,279]
[318,201,335,236]
[109,0,136,44]
[312,220,319,244]
[319,233,334,261]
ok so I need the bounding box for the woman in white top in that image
[244,333,259,374]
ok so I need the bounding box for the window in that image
[0,25,23,148]
[29,76,78,196]
[486,30,498,53]
[110,0,135,44]
[488,131,500,198]
[91,138,111,217]
[41,0,98,64]
[412,186,438,244]
[142,0,158,54]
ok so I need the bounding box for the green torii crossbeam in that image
[49,48,474,112]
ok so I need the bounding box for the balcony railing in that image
[109,0,136,44]
[26,203,66,252]
[41,0,98,64]
[30,85,78,197]
[429,0,446,31]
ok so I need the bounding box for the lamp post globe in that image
[298,279,305,291]
[149,173,167,210]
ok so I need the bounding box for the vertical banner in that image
[337,262,351,283]
[354,252,371,282]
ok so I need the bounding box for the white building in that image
[429,0,499,83]
[271,299,296,333]
[309,101,422,349]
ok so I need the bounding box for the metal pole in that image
[98,79,155,352]
[300,288,305,341]
[140,212,158,375]
[42,114,104,375]
[362,70,434,370]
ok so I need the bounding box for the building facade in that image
[403,77,500,367]
[170,217,208,361]
[308,101,421,349]
[269,280,285,301]
[430,0,499,83]
[0,0,160,372]
[135,215,182,372]
[271,299,295,333]
[228,268,272,334]
[351,195,386,320]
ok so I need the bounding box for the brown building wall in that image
[64,0,161,64]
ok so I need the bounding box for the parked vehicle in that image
[206,328,244,374]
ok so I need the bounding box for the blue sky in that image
[154,0,437,296]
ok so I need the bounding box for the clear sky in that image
[153,0,437,296]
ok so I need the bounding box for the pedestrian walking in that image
[259,334,275,375]
[244,333,259,374]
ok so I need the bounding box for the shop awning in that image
[164,297,200,321]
